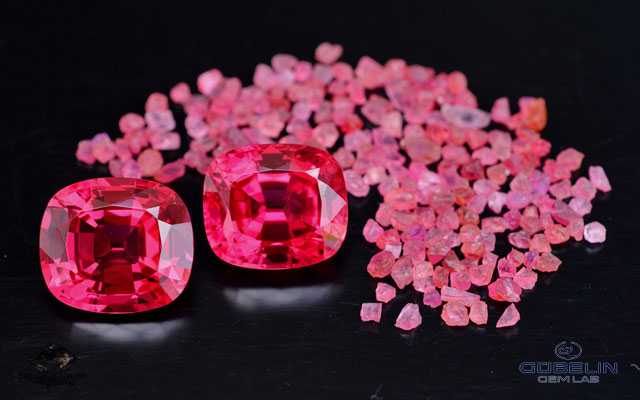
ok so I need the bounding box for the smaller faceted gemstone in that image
[588,166,612,192]
[395,303,422,331]
[535,252,562,272]
[39,178,193,313]
[375,282,397,303]
[496,304,520,328]
[488,278,521,302]
[469,300,488,325]
[441,302,470,327]
[514,267,538,290]
[391,256,413,289]
[584,222,606,243]
[362,219,384,243]
[367,250,395,278]
[360,303,382,322]
[204,144,348,269]
[423,286,442,308]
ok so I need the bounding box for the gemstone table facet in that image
[39,178,193,313]
[203,143,348,269]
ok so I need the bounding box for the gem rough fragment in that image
[496,304,520,328]
[588,166,611,192]
[395,303,422,331]
[39,178,193,313]
[203,144,348,269]
[469,300,488,325]
[584,222,606,243]
[375,282,397,303]
[360,302,382,322]
[441,302,470,327]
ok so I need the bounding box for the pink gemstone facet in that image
[203,144,348,269]
[39,178,193,313]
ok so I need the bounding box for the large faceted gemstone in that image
[203,144,348,269]
[39,178,193,313]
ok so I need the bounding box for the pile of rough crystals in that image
[76,43,610,330]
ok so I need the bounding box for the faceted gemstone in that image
[496,304,520,328]
[584,222,606,243]
[203,144,348,269]
[375,282,397,303]
[360,302,382,322]
[441,302,470,327]
[469,300,488,325]
[395,303,422,331]
[39,178,193,313]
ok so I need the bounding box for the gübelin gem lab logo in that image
[18,345,86,387]
[519,341,618,383]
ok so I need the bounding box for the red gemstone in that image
[203,143,348,269]
[39,178,193,313]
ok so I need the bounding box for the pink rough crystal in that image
[584,222,606,243]
[367,250,395,278]
[375,282,397,303]
[440,286,480,307]
[588,166,611,192]
[488,278,521,302]
[360,302,382,322]
[363,219,384,243]
[469,300,488,325]
[395,303,422,331]
[441,302,469,327]
[391,256,414,289]
[423,286,442,308]
[315,42,343,65]
[535,252,562,272]
[76,140,95,164]
[137,148,164,177]
[154,159,186,184]
[514,267,538,289]
[496,304,520,328]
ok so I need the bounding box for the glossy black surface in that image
[1,1,639,398]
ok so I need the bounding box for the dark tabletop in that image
[1,1,639,399]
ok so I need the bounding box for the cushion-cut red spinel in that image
[39,178,193,313]
[203,144,348,269]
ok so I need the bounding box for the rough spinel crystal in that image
[39,178,193,313]
[203,143,348,269]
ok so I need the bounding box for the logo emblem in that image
[554,341,583,360]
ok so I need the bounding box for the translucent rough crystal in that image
[584,222,606,243]
[535,252,562,272]
[391,256,413,289]
[76,140,95,164]
[440,286,480,307]
[423,286,442,308]
[395,303,422,331]
[488,278,522,302]
[360,302,382,322]
[367,250,395,278]
[203,144,348,269]
[344,170,370,197]
[496,304,520,328]
[469,300,488,325]
[137,148,164,177]
[514,267,538,290]
[556,148,584,171]
[376,282,397,303]
[39,178,193,313]
[441,104,491,129]
[588,166,611,192]
[441,302,469,327]
[363,219,384,243]
[154,160,186,184]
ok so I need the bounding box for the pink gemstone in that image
[375,282,397,303]
[343,170,370,197]
[423,286,442,308]
[584,221,606,243]
[588,166,611,192]
[535,252,562,272]
[315,42,343,65]
[395,303,422,331]
[514,267,538,289]
[440,286,480,307]
[441,302,470,327]
[76,140,95,164]
[137,148,164,177]
[488,278,522,302]
[544,224,570,244]
[491,97,513,128]
[367,250,395,278]
[391,256,413,289]
[469,300,488,325]
[556,148,584,171]
[441,104,491,129]
[362,218,384,243]
[450,270,471,291]
[203,144,347,269]
[154,159,186,184]
[571,177,597,200]
[360,302,382,322]
[496,304,520,328]
[39,178,193,313]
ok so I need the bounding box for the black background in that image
[1,1,639,399]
